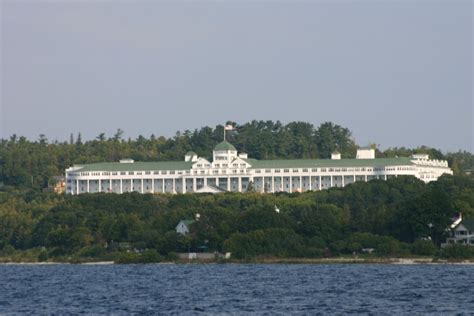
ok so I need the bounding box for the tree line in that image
[1,175,473,262]
[1,120,472,191]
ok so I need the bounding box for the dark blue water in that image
[0,264,473,314]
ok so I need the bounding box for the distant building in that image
[176,220,195,235]
[47,176,66,194]
[443,218,474,247]
[65,140,453,195]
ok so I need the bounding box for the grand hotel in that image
[65,141,453,195]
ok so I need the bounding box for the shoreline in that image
[1,258,474,265]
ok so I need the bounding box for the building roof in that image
[179,219,196,226]
[70,156,415,173]
[457,218,474,232]
[245,157,414,169]
[72,161,194,172]
[214,141,236,151]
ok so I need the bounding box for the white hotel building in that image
[65,141,453,195]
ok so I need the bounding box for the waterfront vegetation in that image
[0,120,473,263]
[0,175,473,263]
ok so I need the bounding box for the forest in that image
[0,120,473,262]
[1,120,472,191]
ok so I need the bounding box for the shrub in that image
[439,244,474,260]
[411,240,437,256]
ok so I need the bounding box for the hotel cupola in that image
[213,141,238,163]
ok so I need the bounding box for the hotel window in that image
[265,169,271,173]
[137,172,142,175]
[321,168,326,172]
[120,172,126,175]
[293,169,298,173]
[311,168,317,172]
[153,171,159,174]
[128,172,134,175]
[284,169,289,173]
[222,164,228,167]
[240,164,246,168]
[275,169,281,173]
[161,171,167,175]
[215,164,220,168]
[233,164,238,168]
[329,168,334,172]
[302,169,308,172]
[255,170,261,174]
[170,171,175,174]
[145,171,151,175]
[197,164,202,168]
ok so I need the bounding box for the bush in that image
[411,240,437,256]
[439,244,474,260]
[37,249,48,262]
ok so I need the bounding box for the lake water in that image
[0,264,473,314]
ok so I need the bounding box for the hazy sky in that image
[1,0,472,152]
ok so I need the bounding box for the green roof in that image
[214,141,236,151]
[246,157,414,169]
[72,161,193,172]
[71,157,416,173]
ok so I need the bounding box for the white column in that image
[216,178,220,188]
[318,176,321,190]
[309,176,312,191]
[120,179,123,193]
[238,177,242,192]
[330,176,333,187]
[109,179,112,193]
[141,179,144,193]
[152,179,155,193]
[227,177,230,191]
[99,179,102,192]
[342,176,345,187]
[173,178,176,194]
[87,180,90,193]
[193,178,196,192]
[272,176,275,193]
[289,176,292,193]
[76,180,79,195]
[299,176,302,192]
[182,179,185,193]
[161,179,164,193]
[365,174,368,182]
[353,175,356,183]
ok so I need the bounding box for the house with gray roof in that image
[443,218,474,247]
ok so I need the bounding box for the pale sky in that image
[1,0,473,152]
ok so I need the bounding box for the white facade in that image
[65,141,453,195]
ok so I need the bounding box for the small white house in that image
[176,220,195,235]
[443,218,474,247]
